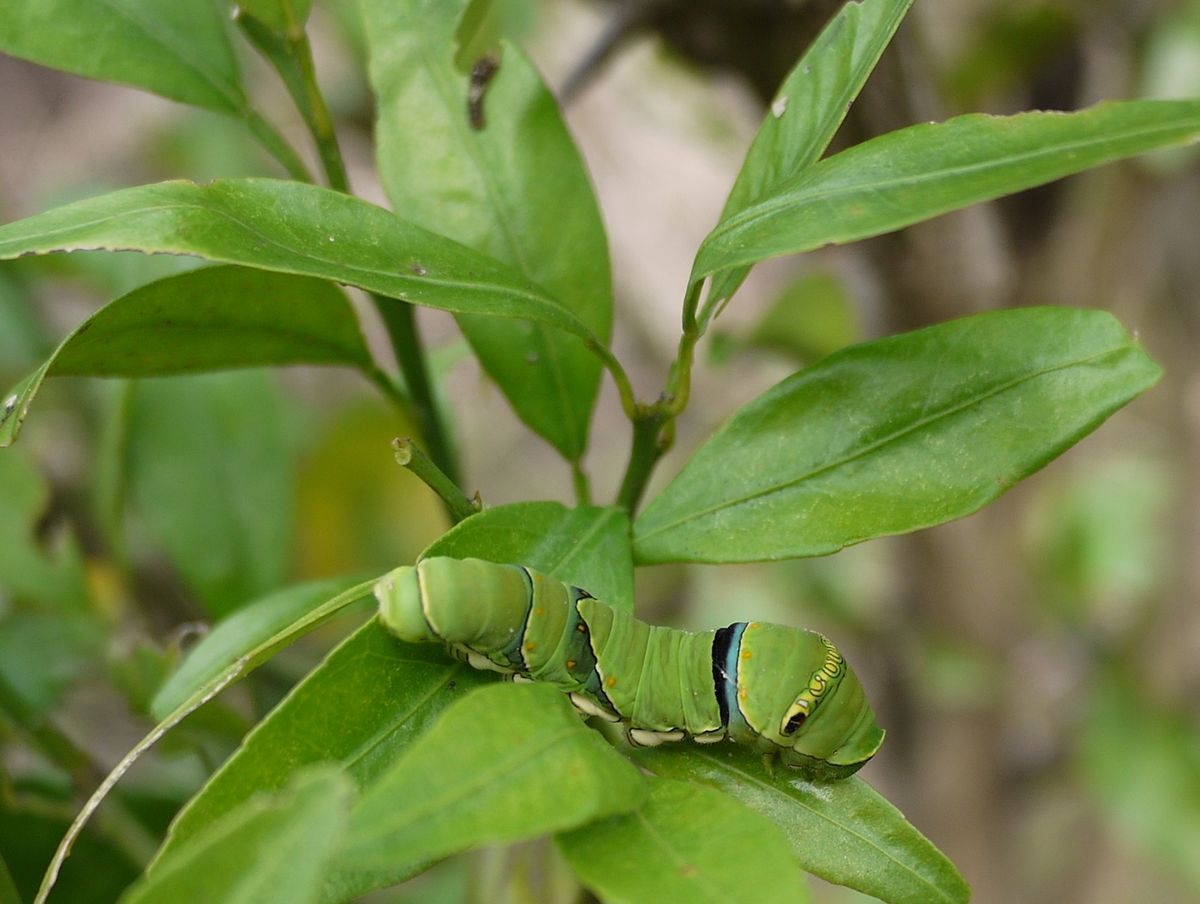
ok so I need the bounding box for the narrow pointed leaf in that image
[694,99,1200,283]
[361,0,612,459]
[332,683,644,897]
[558,776,809,904]
[151,575,367,720]
[425,502,634,612]
[119,769,352,904]
[633,746,969,904]
[155,620,490,864]
[634,307,1161,563]
[29,579,373,904]
[0,266,371,447]
[0,0,246,115]
[0,179,603,348]
[704,0,913,315]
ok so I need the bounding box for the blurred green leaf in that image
[0,270,47,378]
[1,266,373,447]
[119,768,352,904]
[0,851,19,904]
[945,5,1077,107]
[361,0,612,459]
[632,745,970,904]
[1025,456,1168,627]
[744,271,859,363]
[155,620,490,864]
[0,614,100,716]
[704,0,913,313]
[150,575,368,720]
[123,371,293,615]
[426,502,634,612]
[558,775,809,904]
[693,100,1200,286]
[634,308,1160,563]
[331,683,644,899]
[0,180,607,349]
[0,0,246,115]
[1080,674,1200,894]
[0,797,139,904]
[0,447,87,609]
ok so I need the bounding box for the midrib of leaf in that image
[413,35,584,455]
[638,344,1131,541]
[695,754,960,904]
[101,0,245,111]
[701,112,1200,264]
[350,726,582,844]
[340,661,469,774]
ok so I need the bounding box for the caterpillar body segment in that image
[375,557,884,780]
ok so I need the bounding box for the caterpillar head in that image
[733,623,884,781]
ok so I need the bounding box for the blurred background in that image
[2,1,1199,902]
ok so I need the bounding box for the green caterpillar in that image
[375,557,884,780]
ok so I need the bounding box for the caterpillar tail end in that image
[375,566,438,643]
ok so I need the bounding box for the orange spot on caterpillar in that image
[565,659,576,669]
[740,649,753,660]
[534,607,544,616]
[524,641,537,651]
[605,675,617,688]
[577,624,587,633]
[738,687,748,700]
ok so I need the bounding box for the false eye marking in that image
[782,636,846,735]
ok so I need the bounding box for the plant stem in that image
[235,9,348,192]
[612,281,706,514]
[290,31,349,192]
[616,407,668,513]
[571,459,592,506]
[373,295,461,485]
[393,437,478,524]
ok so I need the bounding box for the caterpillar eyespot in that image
[375,557,884,781]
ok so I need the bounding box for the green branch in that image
[393,437,478,524]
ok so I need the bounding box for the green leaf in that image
[704,0,913,315]
[237,0,313,34]
[119,768,352,904]
[1080,674,1200,894]
[122,372,293,615]
[155,620,490,865]
[150,575,368,720]
[361,0,612,459]
[634,307,1160,563]
[425,502,634,612]
[332,683,644,897]
[0,446,87,609]
[0,266,372,447]
[0,179,605,349]
[558,775,809,904]
[26,579,373,904]
[632,746,969,904]
[693,99,1200,286]
[0,0,246,114]
[0,851,20,904]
